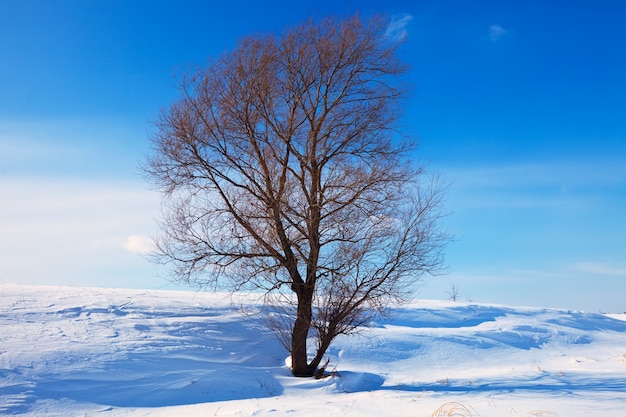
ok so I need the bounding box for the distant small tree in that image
[448,283,460,302]
[145,14,448,377]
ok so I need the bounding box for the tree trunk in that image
[291,287,314,377]
[308,327,334,374]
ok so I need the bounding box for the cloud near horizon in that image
[124,235,155,255]
[572,262,626,277]
[0,177,161,288]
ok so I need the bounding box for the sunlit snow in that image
[1,285,625,416]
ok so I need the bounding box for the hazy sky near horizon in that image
[1,1,625,312]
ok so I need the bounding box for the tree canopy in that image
[145,14,447,377]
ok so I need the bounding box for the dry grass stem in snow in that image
[431,401,479,417]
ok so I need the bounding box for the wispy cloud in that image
[0,117,145,179]
[443,160,626,210]
[572,262,626,277]
[385,13,413,43]
[488,24,508,42]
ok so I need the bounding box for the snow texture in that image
[1,284,625,416]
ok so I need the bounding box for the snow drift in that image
[1,284,625,416]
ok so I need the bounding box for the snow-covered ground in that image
[1,284,625,416]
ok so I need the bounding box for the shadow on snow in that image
[335,371,626,396]
[2,304,286,412]
[3,300,626,413]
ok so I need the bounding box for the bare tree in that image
[145,14,447,377]
[448,283,460,302]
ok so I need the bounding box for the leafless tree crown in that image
[145,14,447,377]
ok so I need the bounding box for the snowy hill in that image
[1,284,625,416]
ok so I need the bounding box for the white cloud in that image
[572,262,626,276]
[0,177,161,288]
[385,14,413,43]
[488,24,508,42]
[124,235,155,255]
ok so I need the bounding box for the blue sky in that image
[1,0,625,312]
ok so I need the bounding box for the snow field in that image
[1,284,625,416]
